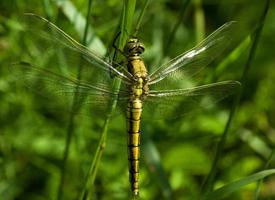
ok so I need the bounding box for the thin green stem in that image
[83,82,121,200]
[57,0,93,200]
[133,0,149,37]
[82,0,93,46]
[201,0,270,197]
[254,148,275,199]
[193,0,205,43]
[42,0,54,19]
[164,0,191,55]
[80,0,136,199]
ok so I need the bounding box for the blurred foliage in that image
[1,0,275,199]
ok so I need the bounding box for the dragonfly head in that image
[124,37,145,57]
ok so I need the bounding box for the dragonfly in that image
[12,13,241,196]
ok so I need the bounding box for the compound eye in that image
[138,45,145,53]
[124,43,133,54]
[128,43,137,53]
[124,38,145,55]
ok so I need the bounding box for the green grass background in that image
[1,0,275,199]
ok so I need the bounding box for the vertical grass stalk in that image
[164,0,191,55]
[254,148,275,199]
[201,0,271,196]
[193,0,205,43]
[132,0,149,37]
[57,0,94,199]
[79,1,136,199]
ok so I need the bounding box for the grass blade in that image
[204,169,275,200]
[143,136,173,199]
[57,1,94,199]
[164,0,191,55]
[254,148,275,199]
[201,0,271,196]
[133,0,149,37]
[193,0,205,43]
[80,0,136,199]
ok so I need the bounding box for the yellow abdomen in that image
[126,98,142,196]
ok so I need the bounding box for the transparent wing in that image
[148,21,237,86]
[21,13,133,84]
[142,81,241,120]
[11,13,133,116]
[11,62,129,116]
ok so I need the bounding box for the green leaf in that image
[204,169,275,200]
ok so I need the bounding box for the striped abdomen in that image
[126,98,142,196]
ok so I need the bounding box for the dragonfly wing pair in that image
[143,21,240,119]
[12,14,240,119]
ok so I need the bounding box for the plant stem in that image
[164,0,191,55]
[254,148,275,199]
[79,0,136,199]
[133,0,149,37]
[57,0,93,199]
[201,0,271,196]
[193,0,205,43]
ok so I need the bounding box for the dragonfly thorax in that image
[129,71,149,99]
[125,38,149,99]
[131,77,144,97]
